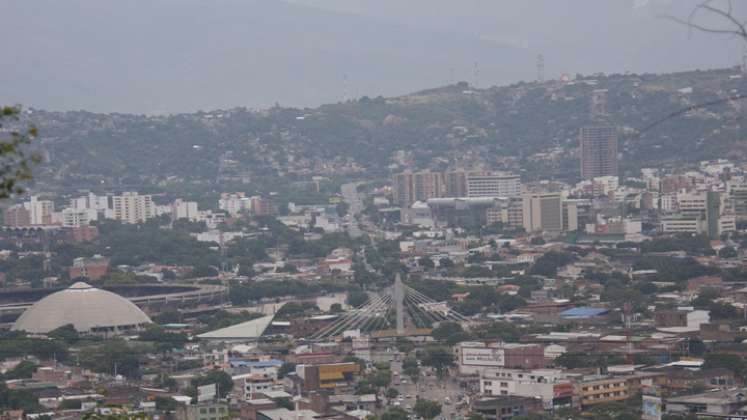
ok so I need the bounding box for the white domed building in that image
[12,282,152,336]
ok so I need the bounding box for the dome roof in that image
[12,282,152,334]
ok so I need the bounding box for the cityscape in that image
[2,2,747,420]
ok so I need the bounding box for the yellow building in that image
[575,376,628,408]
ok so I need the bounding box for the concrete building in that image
[471,396,544,420]
[480,368,573,410]
[392,171,444,207]
[575,376,629,408]
[24,196,54,225]
[466,171,521,198]
[112,192,154,224]
[580,126,618,180]
[172,199,200,222]
[664,388,747,417]
[660,191,736,238]
[69,255,110,281]
[522,192,563,233]
[729,183,747,221]
[218,192,252,216]
[297,363,359,393]
[12,281,151,336]
[175,401,230,420]
[3,205,30,227]
[61,208,91,228]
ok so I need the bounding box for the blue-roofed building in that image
[560,307,610,319]
[229,359,284,380]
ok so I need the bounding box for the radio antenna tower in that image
[343,74,350,102]
[537,54,545,82]
[473,61,480,89]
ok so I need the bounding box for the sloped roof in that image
[560,307,609,318]
[197,314,275,340]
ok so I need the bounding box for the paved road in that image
[390,363,467,419]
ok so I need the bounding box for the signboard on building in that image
[641,395,662,420]
[461,347,505,367]
[197,383,217,402]
[553,383,574,399]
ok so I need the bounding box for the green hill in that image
[24,67,747,195]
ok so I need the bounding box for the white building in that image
[232,373,274,401]
[480,368,572,410]
[25,196,55,225]
[112,192,154,224]
[466,172,521,198]
[218,193,251,216]
[61,208,91,228]
[171,199,199,222]
[457,342,506,375]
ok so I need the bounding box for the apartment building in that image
[575,376,628,408]
[480,368,573,410]
[580,126,618,180]
[112,192,154,224]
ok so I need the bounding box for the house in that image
[665,389,747,417]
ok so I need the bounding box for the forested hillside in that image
[24,67,747,194]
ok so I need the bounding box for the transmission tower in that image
[537,54,545,83]
[473,61,480,89]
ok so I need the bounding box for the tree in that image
[403,357,420,383]
[704,353,747,379]
[529,237,545,245]
[47,324,80,344]
[191,370,234,399]
[719,246,738,259]
[347,290,369,307]
[439,257,454,269]
[1,360,37,380]
[385,388,399,399]
[155,396,177,412]
[431,322,469,345]
[529,252,574,277]
[418,256,435,270]
[380,407,409,420]
[278,362,297,378]
[414,398,442,420]
[0,106,39,199]
[79,340,145,378]
[420,347,455,379]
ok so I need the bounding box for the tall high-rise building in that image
[730,184,747,221]
[443,170,468,198]
[579,126,618,180]
[391,171,444,207]
[112,192,154,224]
[24,196,54,225]
[522,191,563,233]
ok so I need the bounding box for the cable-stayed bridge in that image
[309,274,469,340]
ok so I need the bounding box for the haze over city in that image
[2,1,747,420]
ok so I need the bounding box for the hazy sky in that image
[0,0,742,114]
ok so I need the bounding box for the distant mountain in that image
[21,67,747,195]
[2,0,742,114]
[1,0,534,114]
